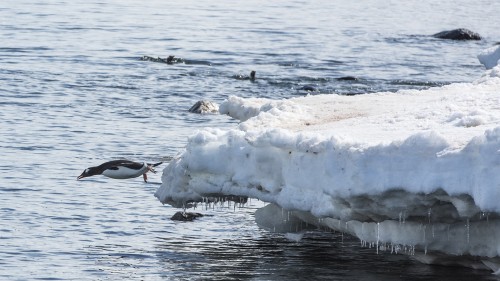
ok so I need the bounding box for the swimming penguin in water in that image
[234,70,256,81]
[77,160,163,182]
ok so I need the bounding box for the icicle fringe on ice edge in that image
[155,47,500,272]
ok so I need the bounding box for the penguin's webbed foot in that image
[148,165,157,174]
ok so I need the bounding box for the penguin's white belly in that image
[102,164,148,179]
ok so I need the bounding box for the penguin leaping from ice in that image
[77,160,163,182]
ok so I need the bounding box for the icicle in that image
[400,210,406,224]
[422,224,428,255]
[423,224,426,245]
[428,208,432,224]
[376,222,380,254]
[466,218,470,244]
[394,244,400,254]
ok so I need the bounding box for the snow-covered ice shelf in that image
[156,47,500,272]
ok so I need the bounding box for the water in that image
[1,0,499,280]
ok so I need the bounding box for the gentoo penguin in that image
[77,160,163,182]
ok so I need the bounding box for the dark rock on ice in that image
[188,100,219,114]
[433,28,481,40]
[171,212,204,221]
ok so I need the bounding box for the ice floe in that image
[156,49,500,271]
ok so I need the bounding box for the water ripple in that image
[1,0,499,280]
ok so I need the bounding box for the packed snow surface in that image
[156,54,500,270]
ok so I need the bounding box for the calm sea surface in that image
[1,0,500,280]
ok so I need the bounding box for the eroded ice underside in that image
[156,48,500,271]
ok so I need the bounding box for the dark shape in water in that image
[140,55,183,64]
[433,28,481,40]
[171,212,204,221]
[234,70,256,81]
[337,76,358,81]
[298,85,317,92]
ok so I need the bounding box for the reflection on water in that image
[1,176,497,280]
[90,205,498,281]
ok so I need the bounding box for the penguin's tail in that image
[148,162,163,167]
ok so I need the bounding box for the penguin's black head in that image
[77,167,100,180]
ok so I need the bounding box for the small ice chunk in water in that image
[478,45,500,69]
[285,232,304,242]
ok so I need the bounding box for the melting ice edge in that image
[156,46,500,272]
